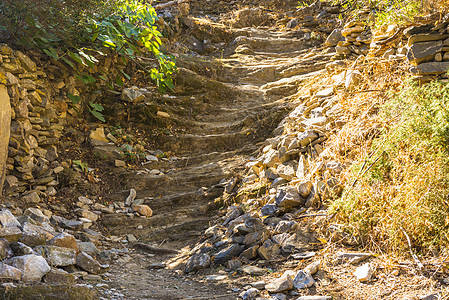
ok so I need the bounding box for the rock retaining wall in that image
[0,44,67,199]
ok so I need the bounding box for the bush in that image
[0,0,176,92]
[330,79,449,252]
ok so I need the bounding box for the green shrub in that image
[330,79,449,252]
[0,0,176,92]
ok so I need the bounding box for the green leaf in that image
[120,69,131,80]
[43,47,59,60]
[89,102,104,112]
[67,93,81,104]
[90,109,105,122]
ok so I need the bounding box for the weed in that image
[330,79,449,252]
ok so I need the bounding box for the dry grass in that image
[319,57,449,254]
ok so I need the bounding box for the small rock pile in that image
[326,11,372,58]
[0,44,66,199]
[404,22,449,76]
[0,206,111,284]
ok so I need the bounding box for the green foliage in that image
[330,80,449,251]
[0,0,177,120]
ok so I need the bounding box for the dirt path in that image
[98,4,332,299]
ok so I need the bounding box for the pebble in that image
[293,270,315,289]
[354,263,372,282]
[265,272,293,293]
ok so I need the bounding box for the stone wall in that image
[0,44,66,200]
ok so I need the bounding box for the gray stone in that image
[240,245,259,260]
[125,188,137,206]
[275,187,305,208]
[47,232,79,252]
[93,145,124,161]
[51,216,83,231]
[121,87,145,103]
[24,207,49,224]
[410,62,449,74]
[0,209,20,227]
[261,204,278,216]
[20,222,53,247]
[0,83,10,196]
[408,34,449,46]
[76,252,108,274]
[240,287,259,300]
[265,272,293,293]
[6,254,51,282]
[241,265,266,276]
[35,246,76,267]
[251,280,265,289]
[0,263,22,281]
[0,227,22,242]
[243,230,268,246]
[214,244,245,265]
[257,239,280,260]
[275,220,297,234]
[76,209,98,222]
[404,24,433,38]
[77,241,98,255]
[297,131,319,147]
[10,242,35,256]
[337,252,372,264]
[293,270,315,289]
[0,238,13,259]
[292,252,316,260]
[44,268,75,284]
[325,29,343,47]
[407,41,443,65]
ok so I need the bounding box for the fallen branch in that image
[400,227,423,270]
[154,0,190,10]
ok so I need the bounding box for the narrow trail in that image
[100,8,332,300]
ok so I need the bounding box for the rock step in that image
[145,188,223,211]
[159,131,256,155]
[122,157,244,195]
[231,36,313,53]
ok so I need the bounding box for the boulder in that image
[257,239,280,260]
[214,244,245,265]
[410,62,449,75]
[275,187,305,208]
[0,238,13,259]
[6,254,51,282]
[0,226,23,242]
[407,41,443,65]
[325,29,343,47]
[265,272,293,293]
[0,263,22,281]
[47,232,79,252]
[35,245,76,267]
[0,209,20,227]
[185,253,211,273]
[44,268,76,284]
[76,252,108,274]
[20,222,53,247]
[293,270,315,289]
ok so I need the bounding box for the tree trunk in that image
[0,83,11,196]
